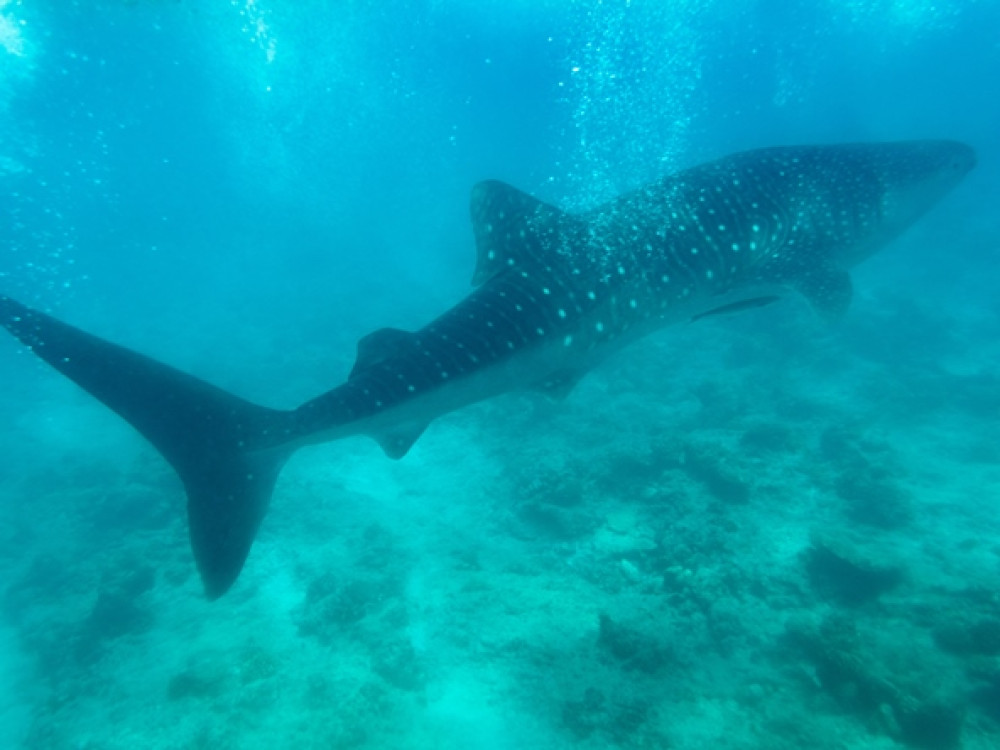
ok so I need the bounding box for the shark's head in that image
[876,139,976,238]
[824,139,975,268]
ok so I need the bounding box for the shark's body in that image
[0,140,975,597]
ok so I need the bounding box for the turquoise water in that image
[2,1,1000,748]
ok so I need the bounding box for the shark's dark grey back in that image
[0,140,975,599]
[469,141,975,330]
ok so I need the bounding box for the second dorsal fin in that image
[349,327,413,380]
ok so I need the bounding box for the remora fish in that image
[0,140,975,598]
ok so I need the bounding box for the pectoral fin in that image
[793,265,853,323]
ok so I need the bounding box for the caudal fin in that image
[0,296,297,598]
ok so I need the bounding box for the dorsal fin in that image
[350,327,413,380]
[469,180,572,286]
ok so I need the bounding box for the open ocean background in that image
[2,1,1000,748]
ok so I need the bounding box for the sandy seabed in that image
[1,283,999,750]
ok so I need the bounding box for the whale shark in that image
[0,140,975,598]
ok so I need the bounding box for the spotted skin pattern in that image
[294,140,975,455]
[0,140,975,596]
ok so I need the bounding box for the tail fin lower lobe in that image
[0,296,297,598]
